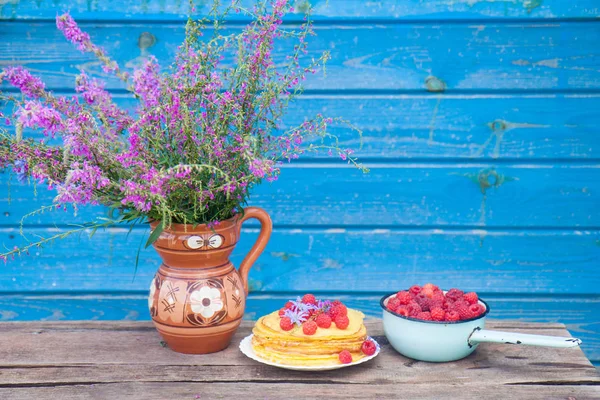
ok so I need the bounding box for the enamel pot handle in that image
[238,207,272,295]
[469,327,582,348]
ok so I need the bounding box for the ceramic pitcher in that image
[148,207,272,354]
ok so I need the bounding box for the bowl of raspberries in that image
[380,283,581,362]
[384,283,488,323]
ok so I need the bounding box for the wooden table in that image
[0,320,598,399]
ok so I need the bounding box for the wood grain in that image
[3,163,599,227]
[1,0,598,21]
[0,294,598,363]
[6,94,600,160]
[2,382,600,400]
[1,227,599,293]
[2,22,600,91]
[0,321,597,400]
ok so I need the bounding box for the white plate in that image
[238,334,380,371]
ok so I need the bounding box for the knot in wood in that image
[425,76,446,92]
[477,169,500,194]
[490,120,507,132]
[138,32,157,50]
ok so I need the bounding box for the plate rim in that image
[238,333,380,371]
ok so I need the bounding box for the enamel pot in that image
[380,293,582,363]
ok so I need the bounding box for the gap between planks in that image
[0,381,599,400]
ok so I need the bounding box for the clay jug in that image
[147,207,272,354]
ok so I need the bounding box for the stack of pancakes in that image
[251,308,368,366]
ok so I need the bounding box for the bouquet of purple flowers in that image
[0,1,367,260]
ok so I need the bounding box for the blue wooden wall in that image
[1,1,599,365]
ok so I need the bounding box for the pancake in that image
[251,307,369,366]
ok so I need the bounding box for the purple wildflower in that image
[56,13,91,52]
[17,101,63,136]
[283,306,310,326]
[13,160,28,183]
[75,73,132,128]
[76,74,107,104]
[133,56,161,108]
[55,162,110,205]
[2,66,45,98]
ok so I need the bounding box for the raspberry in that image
[329,303,348,320]
[421,287,434,299]
[328,305,340,319]
[395,305,409,317]
[469,303,485,317]
[361,340,377,356]
[396,291,412,305]
[406,301,422,317]
[431,291,445,303]
[416,311,432,321]
[387,297,401,311]
[430,307,445,321]
[423,283,439,292]
[464,292,478,305]
[284,301,294,309]
[302,294,317,305]
[446,288,464,301]
[453,302,472,320]
[339,350,353,364]
[429,299,444,310]
[452,298,468,309]
[335,314,350,330]
[316,313,332,328]
[302,320,317,335]
[445,310,460,322]
[278,308,286,317]
[415,294,431,311]
[409,285,422,295]
[280,317,294,331]
[335,303,348,317]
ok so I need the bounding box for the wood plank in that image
[1,228,599,294]
[0,320,592,370]
[3,364,597,387]
[2,382,600,400]
[6,94,600,160]
[1,0,597,21]
[2,22,600,91]
[3,163,599,227]
[0,295,597,363]
[0,321,597,400]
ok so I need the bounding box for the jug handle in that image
[238,207,272,295]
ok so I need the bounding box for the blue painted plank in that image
[6,93,600,160]
[2,22,600,91]
[1,0,597,21]
[0,293,597,363]
[1,227,598,293]
[3,163,599,227]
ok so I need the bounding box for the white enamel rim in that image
[239,334,380,371]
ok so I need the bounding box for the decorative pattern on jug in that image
[148,269,245,327]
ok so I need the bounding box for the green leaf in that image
[132,233,146,283]
[145,222,164,249]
